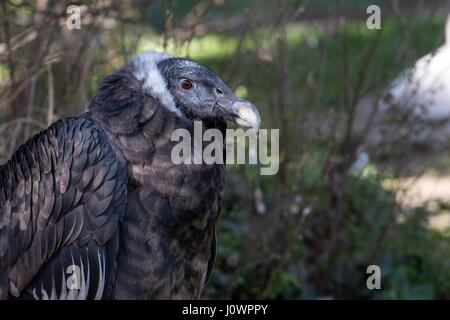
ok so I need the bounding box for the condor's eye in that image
[180,79,193,90]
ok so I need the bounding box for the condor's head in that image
[157,57,260,130]
[113,50,261,131]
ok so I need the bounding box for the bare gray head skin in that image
[157,57,261,129]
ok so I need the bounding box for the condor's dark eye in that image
[180,79,193,90]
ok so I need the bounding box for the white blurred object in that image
[303,206,312,216]
[288,195,303,215]
[349,152,370,175]
[307,36,318,48]
[258,41,274,62]
[254,187,266,214]
[288,203,300,215]
[381,14,450,122]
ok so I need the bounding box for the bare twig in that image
[25,75,37,139]
[47,62,55,126]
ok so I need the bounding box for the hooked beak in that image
[219,99,261,130]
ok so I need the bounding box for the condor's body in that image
[0,51,259,299]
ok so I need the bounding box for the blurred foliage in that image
[2,0,450,299]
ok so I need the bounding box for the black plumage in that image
[0,51,260,299]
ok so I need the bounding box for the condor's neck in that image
[88,103,226,232]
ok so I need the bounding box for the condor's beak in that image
[215,91,260,129]
[231,100,261,130]
[217,98,260,130]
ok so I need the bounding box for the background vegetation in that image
[2,0,450,299]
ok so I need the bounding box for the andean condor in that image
[0,51,260,299]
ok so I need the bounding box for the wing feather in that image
[0,116,127,299]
